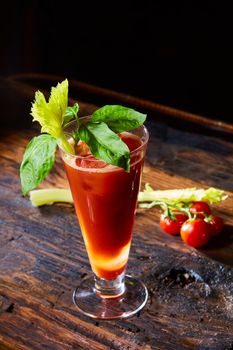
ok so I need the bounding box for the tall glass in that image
[58,117,149,319]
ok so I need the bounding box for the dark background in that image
[1,1,233,123]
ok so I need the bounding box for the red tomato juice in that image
[62,133,144,280]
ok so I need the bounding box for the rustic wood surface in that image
[0,76,233,350]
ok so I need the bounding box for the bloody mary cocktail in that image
[59,116,149,319]
[62,131,146,280]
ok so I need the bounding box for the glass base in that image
[73,274,148,319]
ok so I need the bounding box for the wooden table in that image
[0,74,233,350]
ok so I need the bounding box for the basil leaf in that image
[79,121,130,171]
[92,105,147,132]
[72,130,80,145]
[63,102,79,126]
[20,134,57,195]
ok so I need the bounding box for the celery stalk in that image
[138,186,228,205]
[29,188,73,207]
[29,186,227,207]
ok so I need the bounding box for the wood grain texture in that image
[0,77,233,350]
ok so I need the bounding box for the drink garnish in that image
[29,186,228,207]
[138,185,228,207]
[20,79,147,195]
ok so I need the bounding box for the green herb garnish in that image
[78,121,131,171]
[63,102,79,126]
[92,105,146,132]
[30,79,73,154]
[20,79,147,195]
[20,135,57,196]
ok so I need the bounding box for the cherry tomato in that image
[172,210,189,226]
[209,215,224,236]
[160,212,188,235]
[180,219,211,248]
[189,201,211,219]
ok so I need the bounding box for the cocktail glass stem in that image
[94,271,126,298]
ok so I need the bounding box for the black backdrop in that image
[1,1,233,122]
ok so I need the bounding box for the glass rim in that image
[58,116,149,161]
